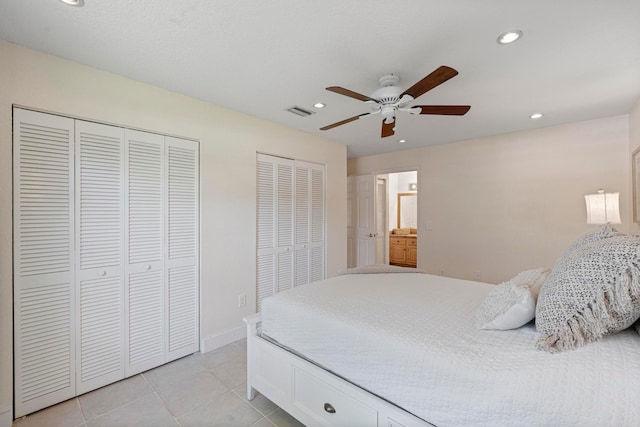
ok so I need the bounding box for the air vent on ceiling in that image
[286,106,315,117]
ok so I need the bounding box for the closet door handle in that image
[145,264,152,270]
[98,270,106,277]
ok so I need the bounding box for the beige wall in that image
[349,115,631,284]
[0,40,347,418]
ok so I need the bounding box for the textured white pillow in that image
[475,268,551,330]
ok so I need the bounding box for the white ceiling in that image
[1,1,639,158]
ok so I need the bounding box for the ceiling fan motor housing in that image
[371,73,403,105]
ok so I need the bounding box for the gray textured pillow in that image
[536,235,640,352]
[559,223,621,259]
[475,268,550,330]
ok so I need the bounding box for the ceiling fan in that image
[320,66,470,138]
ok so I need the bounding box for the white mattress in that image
[260,273,640,427]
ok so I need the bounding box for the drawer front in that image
[407,238,417,247]
[390,237,406,245]
[293,367,377,427]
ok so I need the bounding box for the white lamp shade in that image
[585,192,621,224]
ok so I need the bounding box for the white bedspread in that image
[260,273,640,427]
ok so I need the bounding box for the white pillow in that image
[475,268,550,330]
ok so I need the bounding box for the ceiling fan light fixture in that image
[59,0,85,6]
[497,30,522,44]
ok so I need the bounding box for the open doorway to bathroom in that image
[376,170,418,268]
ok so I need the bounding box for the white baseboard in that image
[200,325,246,353]
[0,407,12,427]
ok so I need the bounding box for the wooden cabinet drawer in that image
[407,238,417,247]
[293,367,378,427]
[390,237,406,245]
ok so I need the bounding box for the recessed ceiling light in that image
[530,113,544,119]
[497,30,522,45]
[59,0,84,5]
[313,102,325,109]
[398,139,407,144]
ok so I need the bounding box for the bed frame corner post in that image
[243,314,260,401]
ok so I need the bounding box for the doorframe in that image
[372,166,421,267]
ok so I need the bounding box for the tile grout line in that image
[230,387,279,418]
[80,376,160,424]
[140,372,182,427]
[74,397,87,426]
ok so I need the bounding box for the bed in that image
[244,270,640,427]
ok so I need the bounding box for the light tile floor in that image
[13,340,304,427]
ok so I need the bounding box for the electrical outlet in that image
[474,271,482,281]
[238,293,247,308]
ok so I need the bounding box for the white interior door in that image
[355,174,376,266]
[375,177,388,264]
[347,176,355,268]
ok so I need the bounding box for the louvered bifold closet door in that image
[294,161,326,286]
[166,136,199,361]
[75,121,125,394]
[256,155,276,312]
[276,160,294,293]
[294,165,310,287]
[13,109,76,417]
[309,164,326,282]
[124,130,165,376]
[256,154,294,311]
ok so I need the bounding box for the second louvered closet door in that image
[75,120,125,395]
[125,130,165,376]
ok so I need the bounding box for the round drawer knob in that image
[145,264,152,270]
[98,270,106,277]
[323,403,336,414]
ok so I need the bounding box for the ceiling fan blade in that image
[326,86,378,103]
[381,118,395,138]
[412,105,471,115]
[401,66,459,100]
[320,113,370,131]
